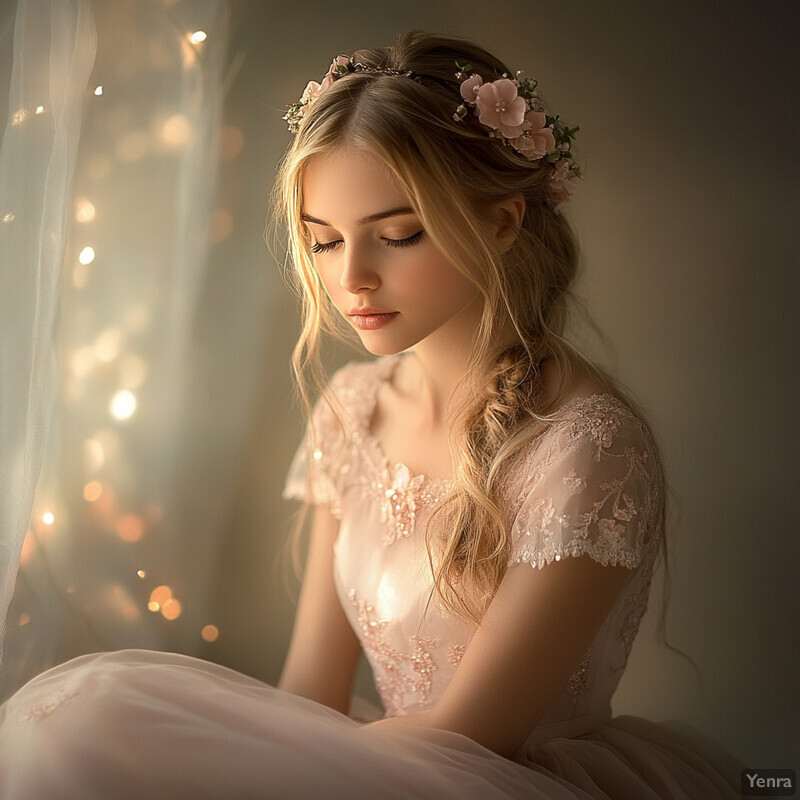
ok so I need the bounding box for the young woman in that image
[0,31,752,800]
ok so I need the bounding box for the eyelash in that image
[310,231,424,255]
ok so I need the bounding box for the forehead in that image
[301,148,411,223]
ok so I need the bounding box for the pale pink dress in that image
[0,354,749,799]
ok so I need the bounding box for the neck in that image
[401,306,519,428]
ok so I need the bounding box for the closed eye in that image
[383,231,424,248]
[310,239,342,254]
[310,230,424,255]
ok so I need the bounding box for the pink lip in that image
[348,306,396,315]
[348,310,399,330]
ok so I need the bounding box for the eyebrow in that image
[300,206,416,227]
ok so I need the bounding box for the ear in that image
[491,194,526,253]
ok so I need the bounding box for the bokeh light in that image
[110,390,137,420]
[219,126,244,161]
[188,30,207,44]
[78,246,95,265]
[162,114,191,147]
[42,512,54,525]
[116,514,144,543]
[83,481,103,502]
[161,598,182,621]
[75,198,96,223]
[201,625,219,642]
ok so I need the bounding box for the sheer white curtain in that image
[0,0,97,688]
[0,0,235,697]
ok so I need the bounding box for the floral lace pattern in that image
[285,355,665,721]
[347,588,439,717]
[20,689,79,723]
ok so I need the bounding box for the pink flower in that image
[510,111,556,160]
[459,74,483,102]
[300,80,322,104]
[549,159,580,206]
[320,55,350,91]
[474,78,527,138]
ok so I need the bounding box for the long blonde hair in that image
[273,31,693,672]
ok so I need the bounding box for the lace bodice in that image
[283,354,664,743]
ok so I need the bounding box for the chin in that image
[356,334,415,358]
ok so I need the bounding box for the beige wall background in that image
[204,0,798,769]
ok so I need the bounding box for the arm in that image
[363,409,658,756]
[363,556,631,757]
[278,504,362,715]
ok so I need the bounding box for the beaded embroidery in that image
[565,648,593,698]
[348,588,439,716]
[448,642,466,667]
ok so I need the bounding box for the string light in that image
[78,246,95,265]
[83,481,103,502]
[161,598,182,621]
[94,85,103,96]
[137,570,146,579]
[162,113,191,147]
[35,105,45,114]
[188,30,207,44]
[75,198,96,223]
[110,390,137,420]
[42,512,54,525]
[201,625,219,642]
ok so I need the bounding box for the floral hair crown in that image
[284,54,581,207]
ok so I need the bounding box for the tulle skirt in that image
[0,649,749,800]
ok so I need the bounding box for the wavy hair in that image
[272,31,694,674]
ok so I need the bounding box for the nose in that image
[339,241,380,294]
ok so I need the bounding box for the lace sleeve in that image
[281,366,352,518]
[507,398,663,571]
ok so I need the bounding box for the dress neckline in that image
[354,353,628,493]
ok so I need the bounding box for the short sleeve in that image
[281,366,354,518]
[506,400,663,571]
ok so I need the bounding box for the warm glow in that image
[115,130,149,162]
[20,531,35,565]
[119,354,147,389]
[116,514,144,543]
[19,613,31,626]
[35,105,45,115]
[83,481,103,502]
[110,584,141,622]
[70,347,94,378]
[161,598,182,621]
[150,585,172,606]
[125,305,151,333]
[208,208,233,243]
[148,601,160,612]
[76,199,96,223]
[201,625,219,642]
[11,109,26,125]
[42,512,55,525]
[110,390,137,420]
[188,30,207,44]
[137,570,146,579]
[78,246,95,265]
[94,85,103,96]
[72,262,89,289]
[162,114,191,147]
[219,126,244,161]
[2,213,15,223]
[83,437,105,470]
[94,328,123,362]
